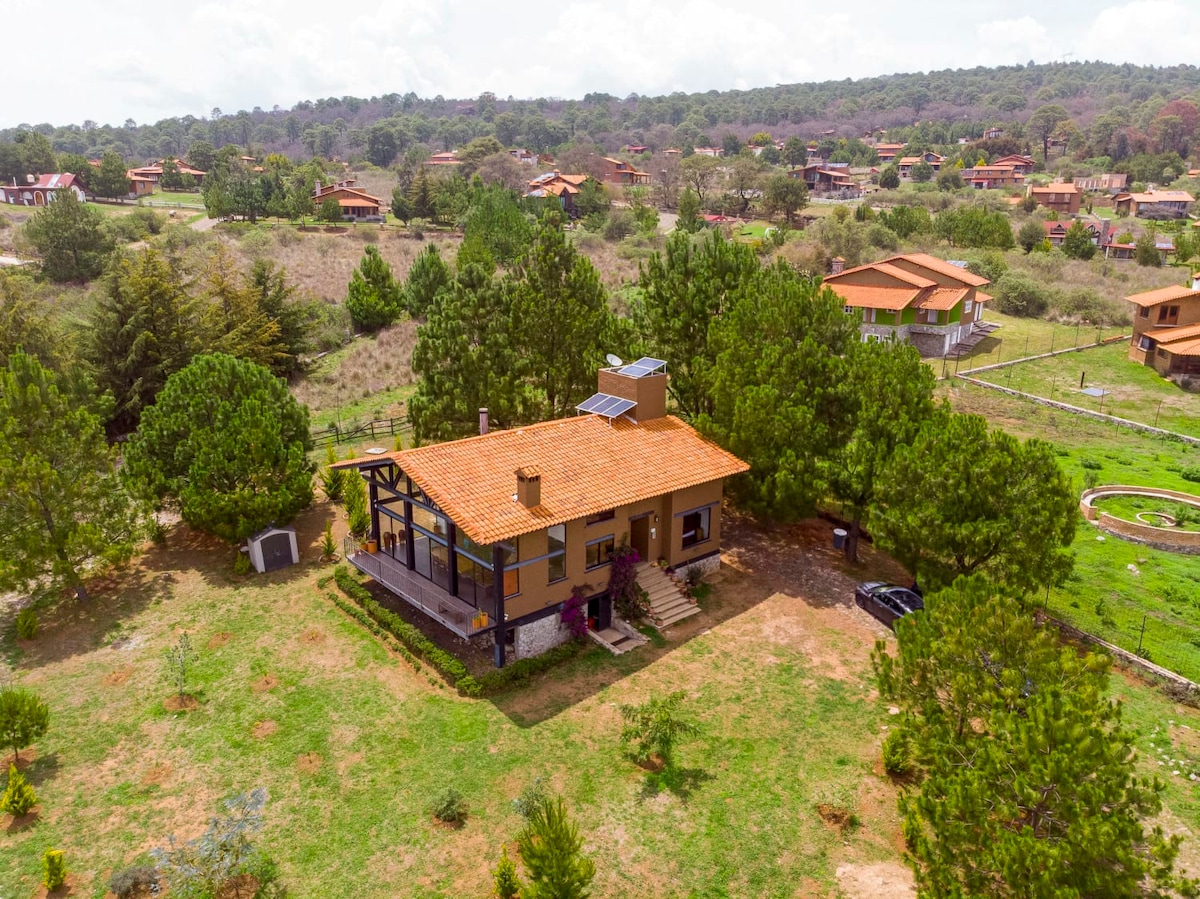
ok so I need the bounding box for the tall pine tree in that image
[345,245,403,332]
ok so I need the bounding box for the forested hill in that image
[3,61,1200,165]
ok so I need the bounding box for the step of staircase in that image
[588,620,650,655]
[636,563,701,631]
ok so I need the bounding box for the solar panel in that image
[618,357,668,378]
[576,393,637,419]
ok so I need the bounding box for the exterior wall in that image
[514,614,574,659]
[596,369,667,421]
[1129,299,1200,366]
[664,480,724,568]
[899,307,916,325]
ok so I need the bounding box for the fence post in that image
[1136,613,1147,656]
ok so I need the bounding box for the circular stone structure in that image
[1079,486,1200,554]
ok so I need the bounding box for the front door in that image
[630,515,650,562]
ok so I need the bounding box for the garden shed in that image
[247,526,299,573]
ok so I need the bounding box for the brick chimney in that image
[830,256,846,275]
[516,467,541,508]
[596,363,668,422]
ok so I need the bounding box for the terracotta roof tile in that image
[1144,323,1200,344]
[1126,285,1200,307]
[917,287,969,311]
[337,415,747,545]
[886,253,990,287]
[830,285,920,310]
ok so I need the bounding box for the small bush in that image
[42,848,66,891]
[881,730,911,775]
[1,762,36,815]
[1181,466,1200,484]
[1079,457,1103,470]
[992,271,1054,318]
[431,787,468,824]
[512,777,549,819]
[493,846,521,899]
[15,608,37,640]
[233,551,252,575]
[109,865,158,899]
[321,523,337,560]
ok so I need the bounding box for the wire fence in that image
[312,417,407,449]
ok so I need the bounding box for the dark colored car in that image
[854,581,925,630]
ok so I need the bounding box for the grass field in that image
[139,191,207,208]
[938,311,1130,369]
[947,380,1200,680]
[1094,493,1200,532]
[968,341,1200,438]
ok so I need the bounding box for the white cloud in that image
[1079,1,1200,63]
[974,16,1058,66]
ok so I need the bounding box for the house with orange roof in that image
[127,158,207,186]
[787,164,857,195]
[312,178,383,219]
[595,156,651,186]
[962,164,1025,189]
[873,143,906,163]
[525,171,592,217]
[1126,281,1200,377]
[821,253,992,356]
[1029,182,1081,215]
[897,152,944,178]
[1113,189,1194,218]
[426,151,460,166]
[333,361,748,667]
[991,154,1034,175]
[0,173,88,206]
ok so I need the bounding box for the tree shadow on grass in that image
[636,764,715,804]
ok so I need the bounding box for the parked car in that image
[854,581,924,629]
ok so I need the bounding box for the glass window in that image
[586,536,615,570]
[1139,306,1150,318]
[413,531,432,579]
[430,541,450,591]
[380,514,407,560]
[411,505,446,538]
[586,509,615,526]
[682,507,711,549]
[455,528,489,561]
[548,524,566,583]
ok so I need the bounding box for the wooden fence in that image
[312,417,407,448]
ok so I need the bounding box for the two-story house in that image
[1126,282,1200,377]
[897,153,944,178]
[595,157,651,186]
[874,143,906,163]
[963,164,1025,189]
[1113,190,1195,218]
[1029,182,1082,215]
[334,361,748,667]
[787,164,856,194]
[524,171,592,217]
[822,253,992,356]
[312,179,383,219]
[991,154,1035,175]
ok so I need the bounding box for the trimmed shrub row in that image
[330,566,585,697]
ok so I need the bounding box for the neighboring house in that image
[897,153,944,177]
[0,173,87,206]
[313,179,383,218]
[1103,241,1136,260]
[693,147,723,157]
[426,151,460,166]
[595,156,651,186]
[874,143,906,163]
[991,154,1035,175]
[127,172,156,196]
[822,252,992,356]
[525,171,591,217]
[127,158,207,186]
[334,361,748,667]
[1074,173,1128,192]
[509,148,538,165]
[622,144,649,154]
[984,127,1004,140]
[1113,190,1195,218]
[1029,182,1082,215]
[663,147,682,157]
[1126,283,1200,377]
[1043,218,1109,247]
[787,164,857,194]
[962,164,1025,189]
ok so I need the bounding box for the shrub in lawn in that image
[619,690,698,768]
[321,522,338,561]
[517,797,595,899]
[42,848,66,891]
[163,633,197,700]
[1,762,36,815]
[233,551,251,575]
[15,608,37,640]
[493,846,521,899]
[1181,466,1200,484]
[1079,457,1102,470]
[152,788,269,897]
[882,730,911,776]
[431,787,467,825]
[512,777,549,820]
[109,864,158,899]
[0,686,50,764]
[319,445,347,502]
[1083,470,1099,491]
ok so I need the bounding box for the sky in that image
[3,0,1199,128]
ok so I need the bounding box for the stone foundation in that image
[672,552,722,581]
[513,612,573,660]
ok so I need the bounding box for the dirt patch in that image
[835,861,916,899]
[102,667,134,687]
[215,873,260,899]
[300,628,325,644]
[207,631,233,649]
[32,871,81,897]
[252,720,279,740]
[163,694,199,712]
[140,764,172,787]
[296,752,322,774]
[251,674,279,693]
[4,809,40,832]
[12,746,38,769]
[817,803,858,835]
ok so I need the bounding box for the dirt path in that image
[190,216,219,232]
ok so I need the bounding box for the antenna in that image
[605,353,624,367]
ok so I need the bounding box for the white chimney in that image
[1193,273,1200,291]
[479,408,489,435]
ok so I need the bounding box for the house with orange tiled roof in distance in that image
[1113,189,1194,219]
[1043,218,1109,248]
[821,253,993,356]
[509,148,538,165]
[333,360,749,667]
[693,146,723,158]
[897,152,944,178]
[991,154,1034,175]
[127,158,207,187]
[961,164,1025,190]
[525,171,592,217]
[787,164,858,196]
[595,156,651,186]
[312,178,383,219]
[1126,279,1200,378]
[1074,173,1127,193]
[873,143,906,163]
[426,151,460,166]
[1028,182,1082,216]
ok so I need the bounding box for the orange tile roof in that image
[1144,323,1200,344]
[975,291,994,303]
[1031,182,1079,194]
[917,287,969,311]
[1124,190,1195,204]
[337,415,747,545]
[1125,285,1200,307]
[336,197,380,208]
[831,285,920,310]
[884,253,990,287]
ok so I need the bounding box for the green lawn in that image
[970,341,1200,438]
[1093,493,1200,532]
[948,381,1200,680]
[139,191,206,208]
[942,310,1129,369]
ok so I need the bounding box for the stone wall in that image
[513,612,573,660]
[1079,486,1200,554]
[672,552,722,581]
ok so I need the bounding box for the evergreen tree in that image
[910,160,934,182]
[345,245,403,332]
[782,136,807,167]
[460,182,534,269]
[92,149,131,201]
[408,166,436,220]
[1061,219,1097,260]
[878,165,901,189]
[874,575,1197,898]
[0,354,144,601]
[409,264,527,442]
[823,339,936,562]
[123,353,314,542]
[87,248,203,433]
[0,274,67,371]
[0,686,50,765]
[1135,233,1161,267]
[160,157,184,191]
[1016,219,1046,254]
[701,262,859,519]
[404,243,453,319]
[509,213,616,419]
[247,259,316,378]
[0,762,37,816]
[872,411,1077,593]
[761,173,808,224]
[199,245,284,371]
[318,196,342,222]
[516,798,595,899]
[23,189,114,282]
[633,229,759,419]
[390,185,412,223]
[675,187,703,233]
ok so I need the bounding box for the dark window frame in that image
[585,535,615,571]
[680,506,712,549]
[586,509,616,526]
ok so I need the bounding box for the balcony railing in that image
[343,536,492,639]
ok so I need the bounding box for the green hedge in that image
[331,566,586,696]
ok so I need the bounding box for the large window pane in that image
[431,541,450,591]
[585,536,615,570]
[681,507,711,549]
[548,524,566,583]
[413,532,431,579]
[412,506,446,537]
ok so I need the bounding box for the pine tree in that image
[345,245,403,332]
[676,187,702,233]
[91,149,131,201]
[23,189,114,282]
[200,245,283,371]
[404,243,453,319]
[493,846,521,899]
[247,259,315,378]
[408,166,436,220]
[1061,219,1097,260]
[1136,233,1161,267]
[0,354,144,602]
[516,798,595,899]
[0,687,50,765]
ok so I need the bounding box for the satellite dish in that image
[605,353,624,367]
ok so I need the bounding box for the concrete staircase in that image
[588,618,649,655]
[637,562,700,630]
